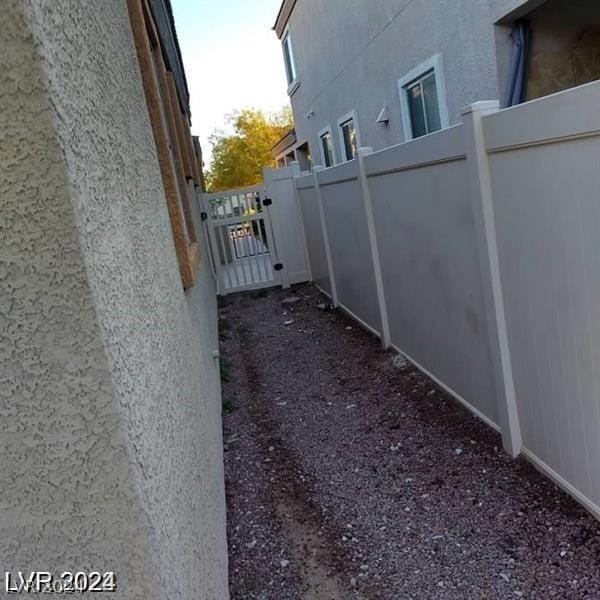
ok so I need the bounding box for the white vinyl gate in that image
[202,184,280,295]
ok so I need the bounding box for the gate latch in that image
[200,211,208,221]
[263,197,273,206]
[274,263,283,271]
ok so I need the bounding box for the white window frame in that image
[397,54,449,140]
[282,26,300,96]
[318,125,336,167]
[337,109,360,162]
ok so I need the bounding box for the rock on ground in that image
[220,284,600,600]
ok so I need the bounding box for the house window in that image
[338,113,358,161]
[319,129,334,167]
[405,70,441,138]
[398,54,449,140]
[282,31,296,85]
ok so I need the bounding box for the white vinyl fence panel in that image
[484,81,600,512]
[296,175,331,295]
[318,161,382,335]
[263,165,310,286]
[365,125,499,426]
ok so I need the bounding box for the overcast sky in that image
[171,0,290,166]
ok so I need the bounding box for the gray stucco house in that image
[273,0,600,168]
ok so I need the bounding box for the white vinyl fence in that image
[293,80,600,519]
[202,184,277,294]
[484,82,600,515]
[200,166,310,295]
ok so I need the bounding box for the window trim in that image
[397,54,449,140]
[318,125,336,167]
[336,110,360,162]
[129,0,202,289]
[282,26,299,95]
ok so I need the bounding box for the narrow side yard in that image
[220,284,600,600]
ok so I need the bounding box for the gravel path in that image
[220,283,600,600]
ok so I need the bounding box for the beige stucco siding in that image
[0,1,228,598]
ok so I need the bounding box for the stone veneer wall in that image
[0,1,228,598]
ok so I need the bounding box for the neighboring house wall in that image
[275,0,591,165]
[1,1,228,599]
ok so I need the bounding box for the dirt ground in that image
[220,283,600,600]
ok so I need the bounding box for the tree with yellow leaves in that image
[206,107,292,192]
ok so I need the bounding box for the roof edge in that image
[148,0,191,117]
[273,0,297,38]
[271,128,296,155]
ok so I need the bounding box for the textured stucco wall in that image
[282,0,538,164]
[0,1,228,598]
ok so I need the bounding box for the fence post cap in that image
[461,100,500,115]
